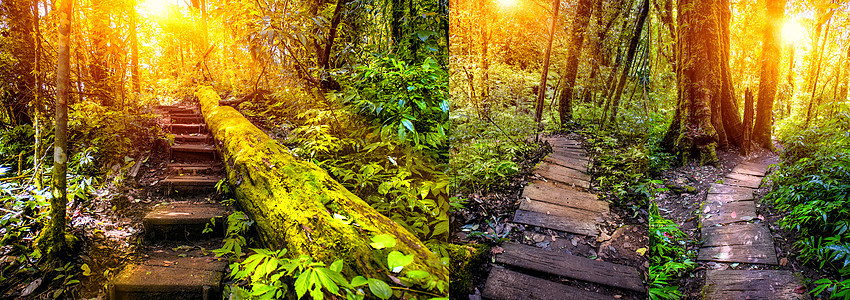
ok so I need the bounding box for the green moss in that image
[446,243,489,297]
[194,86,448,284]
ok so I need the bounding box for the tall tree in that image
[840,44,850,102]
[130,0,140,96]
[534,0,560,125]
[604,0,648,129]
[38,0,72,259]
[752,0,785,150]
[663,0,724,164]
[557,0,594,125]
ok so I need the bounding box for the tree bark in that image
[665,0,723,164]
[534,0,560,125]
[805,13,832,127]
[717,0,742,148]
[558,0,594,126]
[195,86,448,283]
[752,0,784,150]
[605,0,649,129]
[840,44,850,102]
[131,2,140,96]
[38,0,72,260]
[742,88,754,155]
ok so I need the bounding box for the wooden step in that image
[174,134,212,143]
[170,124,207,134]
[171,144,217,162]
[706,193,754,204]
[144,202,229,239]
[494,243,644,292]
[161,175,222,194]
[724,172,763,189]
[513,209,598,236]
[111,253,227,300]
[483,268,616,300]
[518,198,600,221]
[522,180,607,213]
[534,163,590,189]
[701,200,757,227]
[731,161,771,177]
[167,163,222,175]
[698,223,778,265]
[704,270,808,300]
[708,183,755,195]
[171,116,205,124]
[543,154,589,173]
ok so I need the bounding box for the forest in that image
[0,0,849,299]
[449,0,850,299]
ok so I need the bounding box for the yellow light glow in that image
[782,18,807,45]
[497,0,516,8]
[139,0,170,17]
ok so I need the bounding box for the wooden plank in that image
[483,268,616,300]
[522,181,607,213]
[706,193,754,204]
[513,209,598,236]
[708,184,755,195]
[553,147,587,156]
[535,163,591,189]
[731,162,770,176]
[495,243,645,292]
[723,172,763,189]
[701,201,757,227]
[543,154,588,173]
[519,198,601,219]
[550,150,588,161]
[698,223,777,265]
[704,270,809,300]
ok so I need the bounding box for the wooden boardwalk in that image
[698,158,809,299]
[483,136,645,299]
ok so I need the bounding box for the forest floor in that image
[654,145,822,299]
[452,133,648,299]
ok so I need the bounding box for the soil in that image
[451,132,649,300]
[653,145,822,299]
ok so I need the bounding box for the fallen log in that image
[194,86,448,285]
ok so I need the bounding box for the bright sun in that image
[782,18,807,45]
[497,0,517,8]
[139,0,172,17]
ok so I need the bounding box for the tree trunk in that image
[665,0,723,165]
[534,0,561,125]
[38,0,72,260]
[558,0,594,126]
[840,44,850,102]
[716,0,742,148]
[805,13,832,127]
[318,0,350,70]
[131,2,140,96]
[195,86,448,283]
[605,0,649,129]
[33,0,44,188]
[742,88,754,155]
[752,0,784,150]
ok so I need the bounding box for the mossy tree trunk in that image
[604,0,649,129]
[664,0,723,165]
[195,86,448,283]
[752,0,785,151]
[557,0,594,126]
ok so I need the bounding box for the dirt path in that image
[698,157,808,299]
[481,135,646,300]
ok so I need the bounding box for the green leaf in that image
[329,259,343,273]
[367,278,392,299]
[351,276,368,287]
[387,251,414,273]
[295,269,311,299]
[405,270,430,280]
[401,119,415,133]
[81,264,91,276]
[370,234,396,249]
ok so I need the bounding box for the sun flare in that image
[782,18,807,45]
[139,0,172,17]
[497,0,517,8]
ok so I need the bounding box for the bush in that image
[647,201,695,300]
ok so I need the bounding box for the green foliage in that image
[225,235,447,300]
[213,211,254,260]
[587,134,672,206]
[0,124,34,172]
[648,201,695,300]
[768,104,850,298]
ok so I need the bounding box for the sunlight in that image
[782,18,806,45]
[139,0,172,17]
[497,0,516,8]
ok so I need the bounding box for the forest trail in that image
[698,157,808,299]
[482,136,644,300]
[109,103,229,299]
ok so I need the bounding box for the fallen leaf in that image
[614,295,622,299]
[704,206,711,214]
[758,214,765,221]
[491,247,504,254]
[635,248,647,256]
[794,286,806,294]
[21,278,42,297]
[780,258,788,266]
[731,211,737,218]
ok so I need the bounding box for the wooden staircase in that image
[482,136,645,299]
[110,104,230,300]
